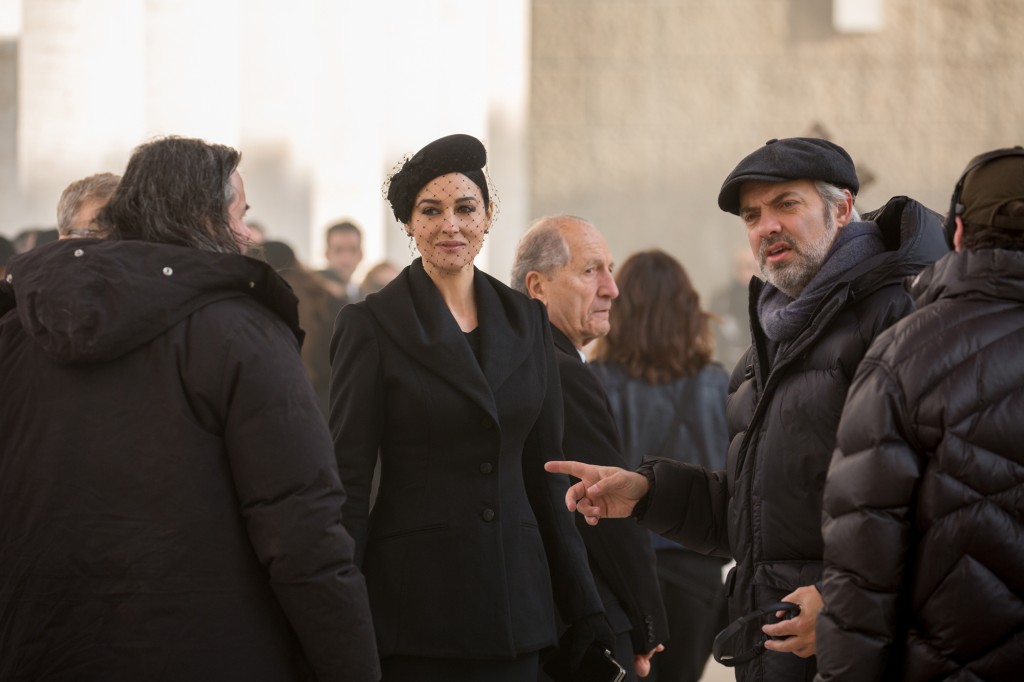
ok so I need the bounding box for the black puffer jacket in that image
[0,239,379,681]
[816,248,1024,681]
[638,197,946,681]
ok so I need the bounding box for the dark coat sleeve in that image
[523,320,607,624]
[206,301,380,682]
[638,459,732,559]
[815,356,922,682]
[558,353,669,653]
[328,303,384,565]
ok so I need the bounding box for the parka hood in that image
[0,238,301,364]
[911,247,1024,308]
[748,195,948,305]
[847,195,949,291]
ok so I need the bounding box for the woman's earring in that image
[406,232,418,257]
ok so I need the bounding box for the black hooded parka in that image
[816,247,1024,681]
[0,239,378,681]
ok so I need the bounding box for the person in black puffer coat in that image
[816,147,1024,681]
[546,137,948,682]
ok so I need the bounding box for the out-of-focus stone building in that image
[0,0,532,281]
[2,0,1022,304]
[530,0,1024,298]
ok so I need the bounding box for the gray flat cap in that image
[718,137,859,215]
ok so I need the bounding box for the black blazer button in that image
[481,508,495,522]
[480,462,493,474]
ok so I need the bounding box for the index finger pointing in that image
[543,460,593,480]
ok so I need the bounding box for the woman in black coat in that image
[589,250,730,682]
[329,134,610,681]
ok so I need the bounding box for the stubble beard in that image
[759,210,837,299]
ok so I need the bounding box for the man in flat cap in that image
[545,137,947,682]
[815,147,1024,681]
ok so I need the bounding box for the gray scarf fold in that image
[758,222,887,343]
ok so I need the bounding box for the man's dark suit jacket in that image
[550,325,669,655]
[329,258,604,661]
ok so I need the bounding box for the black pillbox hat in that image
[718,137,859,215]
[386,134,488,224]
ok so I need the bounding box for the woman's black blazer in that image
[329,259,603,660]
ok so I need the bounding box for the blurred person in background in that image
[12,227,59,252]
[590,249,730,682]
[709,246,759,369]
[320,220,364,305]
[56,172,121,239]
[358,259,400,298]
[0,136,379,682]
[263,238,336,416]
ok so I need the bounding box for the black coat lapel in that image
[365,259,538,419]
[473,268,540,394]
[549,324,581,363]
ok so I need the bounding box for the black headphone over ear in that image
[943,145,1024,249]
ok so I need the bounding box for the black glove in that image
[542,613,618,681]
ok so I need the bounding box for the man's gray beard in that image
[760,211,837,298]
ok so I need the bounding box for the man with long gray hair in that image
[0,136,379,681]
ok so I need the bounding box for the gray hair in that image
[102,137,244,254]
[56,172,121,236]
[814,180,861,223]
[510,215,586,294]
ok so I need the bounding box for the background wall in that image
[0,0,530,283]
[529,0,1024,297]
[3,0,1023,297]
